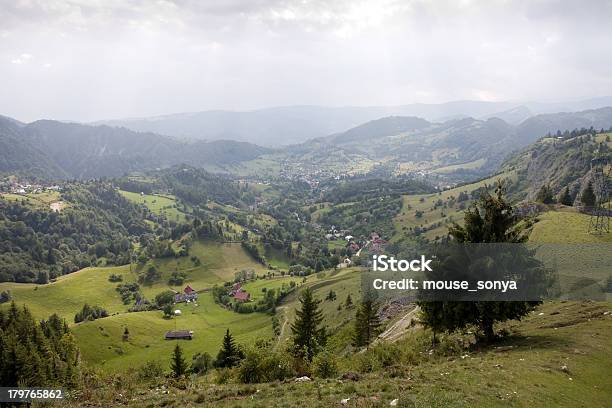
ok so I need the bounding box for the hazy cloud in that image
[1,0,611,122]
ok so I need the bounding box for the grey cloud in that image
[1,0,611,122]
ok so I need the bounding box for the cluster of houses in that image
[324,225,351,240]
[229,282,250,302]
[1,179,61,195]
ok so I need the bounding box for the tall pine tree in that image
[215,329,244,368]
[581,181,596,207]
[419,183,543,343]
[170,343,187,377]
[291,288,326,361]
[560,186,573,206]
[353,296,381,348]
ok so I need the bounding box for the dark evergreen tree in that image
[536,184,554,204]
[353,296,381,348]
[0,303,80,387]
[215,329,244,368]
[170,343,188,377]
[345,294,353,308]
[419,183,543,343]
[560,186,573,206]
[291,288,327,361]
[581,181,596,207]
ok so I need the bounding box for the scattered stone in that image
[494,364,503,368]
[340,397,351,405]
[295,376,311,382]
[561,365,570,373]
[538,312,545,316]
[390,398,399,406]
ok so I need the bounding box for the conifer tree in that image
[0,303,80,387]
[536,184,554,204]
[345,294,353,308]
[291,288,326,361]
[353,296,381,348]
[560,186,573,206]
[170,343,187,377]
[419,183,544,343]
[581,181,596,207]
[215,329,244,368]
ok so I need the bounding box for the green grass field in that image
[432,158,487,174]
[0,241,269,321]
[529,210,612,244]
[262,246,291,270]
[0,265,132,322]
[394,172,517,241]
[119,190,188,222]
[1,190,63,210]
[135,241,270,299]
[277,268,362,347]
[241,276,302,302]
[72,291,273,373]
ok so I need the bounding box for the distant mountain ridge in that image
[0,118,271,179]
[277,106,612,180]
[93,97,612,146]
[2,105,612,181]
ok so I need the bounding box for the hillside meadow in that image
[393,172,517,241]
[119,190,188,223]
[72,291,273,373]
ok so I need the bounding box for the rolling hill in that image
[277,107,612,183]
[0,118,271,179]
[94,97,612,146]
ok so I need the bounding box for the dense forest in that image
[0,183,150,282]
[0,303,81,387]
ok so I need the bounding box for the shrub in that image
[108,274,123,282]
[312,350,339,378]
[237,347,295,383]
[191,352,213,375]
[155,290,176,307]
[138,360,164,381]
[214,367,232,384]
[74,304,108,323]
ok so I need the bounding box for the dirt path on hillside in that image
[376,305,420,343]
[274,305,290,350]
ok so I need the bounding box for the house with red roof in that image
[233,291,250,302]
[174,285,198,303]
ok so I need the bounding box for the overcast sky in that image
[1,0,612,122]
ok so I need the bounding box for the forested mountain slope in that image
[0,118,271,179]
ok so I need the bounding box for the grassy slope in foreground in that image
[0,265,131,322]
[68,300,612,407]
